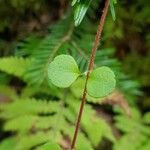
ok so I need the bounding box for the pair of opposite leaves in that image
[48,55,116,98]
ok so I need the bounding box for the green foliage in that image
[73,0,92,26]
[23,16,73,85]
[72,0,80,6]
[0,85,17,100]
[12,10,126,88]
[113,108,150,150]
[0,57,30,79]
[48,55,116,98]
[48,55,80,88]
[72,0,117,26]
[0,2,147,150]
[143,112,150,124]
[87,66,116,97]
[0,98,59,119]
[2,37,127,149]
[0,35,141,150]
[110,0,117,21]
[15,36,42,57]
[37,142,62,150]
[103,0,150,43]
[0,138,16,150]
[0,93,115,149]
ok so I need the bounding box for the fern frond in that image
[113,109,150,150]
[16,132,50,150]
[0,137,16,150]
[0,57,30,79]
[0,132,50,150]
[113,131,147,150]
[4,115,39,132]
[24,16,74,85]
[0,85,18,101]
[0,93,115,150]
[0,98,59,119]
[4,114,67,133]
[65,97,115,147]
[15,35,42,57]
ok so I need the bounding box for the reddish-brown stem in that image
[70,0,110,149]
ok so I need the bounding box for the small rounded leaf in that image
[87,66,116,98]
[48,55,80,88]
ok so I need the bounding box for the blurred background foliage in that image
[0,0,150,149]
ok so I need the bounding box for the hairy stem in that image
[70,0,110,149]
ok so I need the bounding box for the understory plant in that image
[0,0,149,150]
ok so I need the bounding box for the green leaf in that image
[74,0,92,26]
[70,78,102,103]
[72,0,80,6]
[87,66,116,98]
[110,0,116,21]
[48,55,80,88]
[38,142,62,150]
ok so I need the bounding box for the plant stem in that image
[70,0,110,149]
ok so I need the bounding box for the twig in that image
[70,0,110,149]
